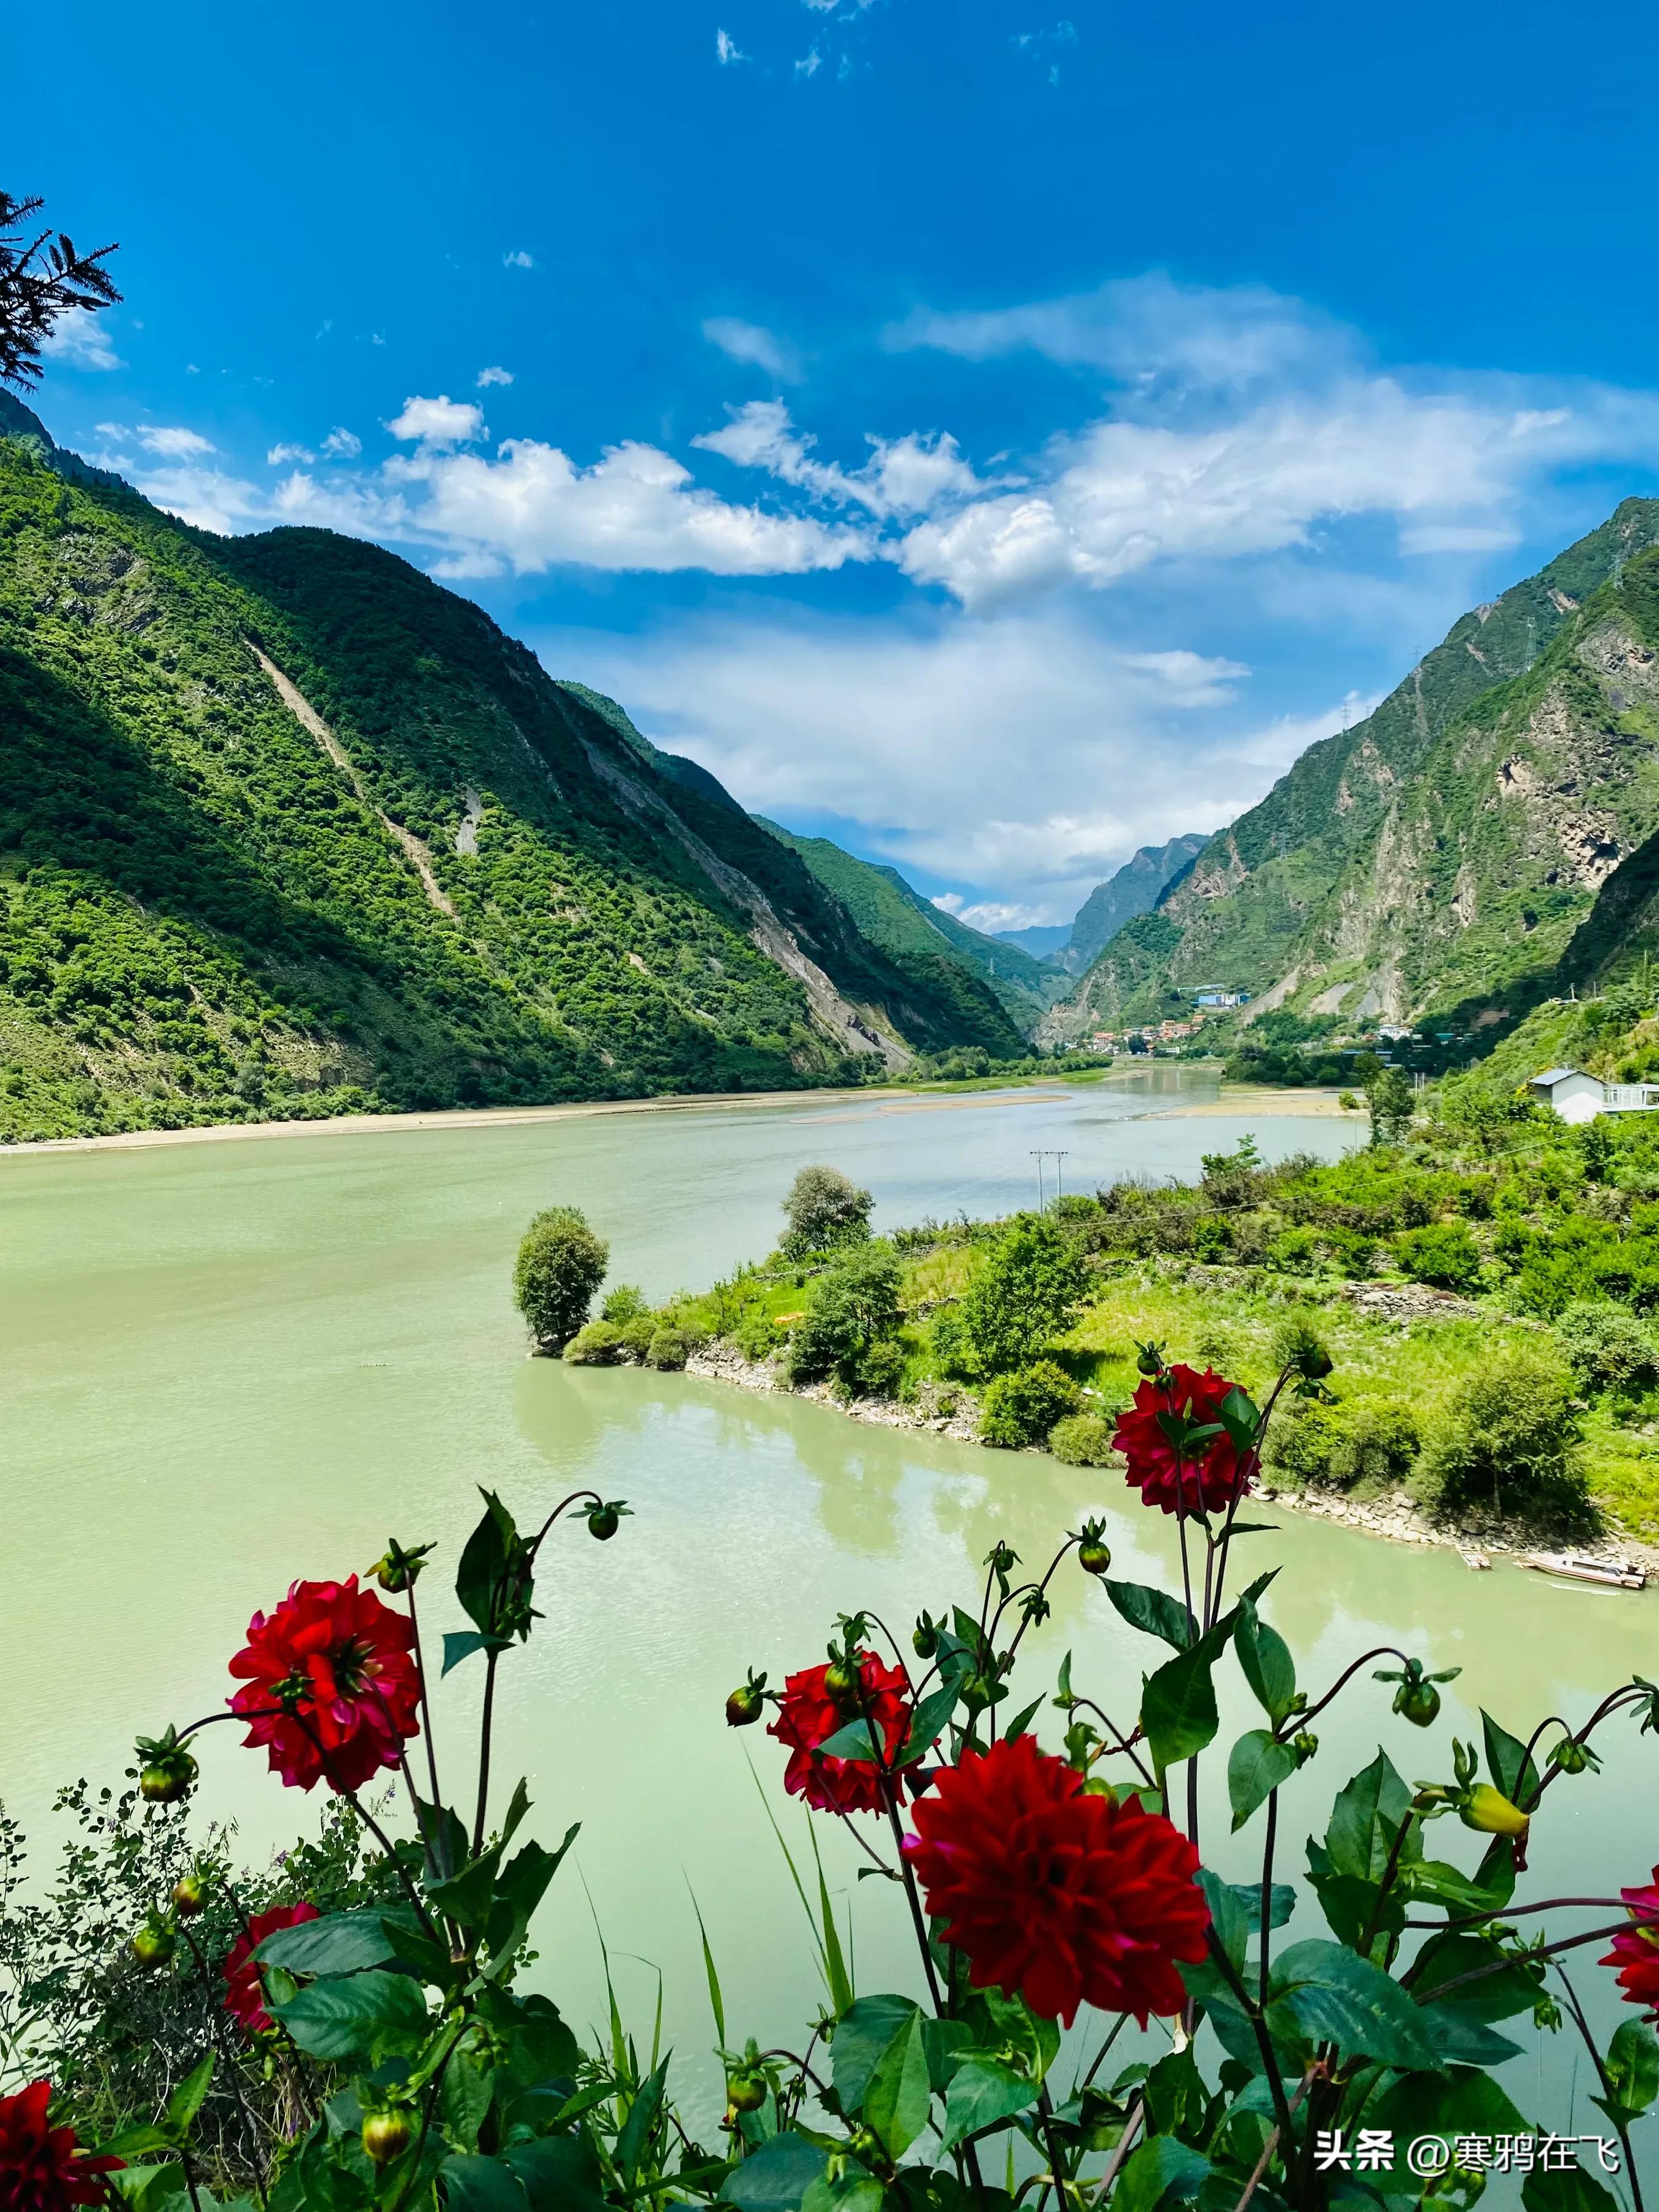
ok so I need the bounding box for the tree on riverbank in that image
[956,1213,1089,1375]
[513,1205,608,1349]
[780,1164,873,1257]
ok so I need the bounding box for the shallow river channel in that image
[4,1072,1654,2144]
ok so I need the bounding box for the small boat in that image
[1517,1551,1646,1591]
[1459,1549,1491,1571]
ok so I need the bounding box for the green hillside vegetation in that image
[758,820,1057,1040]
[0,416,1007,1141]
[590,1081,1659,1542]
[1049,498,1659,1040]
[1059,832,1206,972]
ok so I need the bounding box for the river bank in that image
[0,1071,1356,1157]
[683,1337,1659,1578]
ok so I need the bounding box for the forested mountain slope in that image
[1048,499,1659,1037]
[757,822,1051,1040]
[1058,833,1207,973]
[0,418,1000,1141]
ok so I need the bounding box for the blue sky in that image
[17,0,1659,929]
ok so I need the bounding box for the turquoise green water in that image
[2,1078,1653,2144]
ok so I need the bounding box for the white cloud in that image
[702,318,801,381]
[541,608,1299,911]
[138,466,265,535]
[886,273,1347,390]
[715,28,748,62]
[388,394,487,449]
[503,250,535,270]
[267,441,315,466]
[694,399,986,518]
[98,422,216,459]
[893,377,1659,608]
[40,314,125,371]
[476,366,514,388]
[934,894,1059,933]
[320,425,362,458]
[795,48,822,74]
[382,436,869,578]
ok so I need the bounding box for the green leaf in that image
[502,2135,608,2212]
[920,2018,976,2093]
[1323,1751,1419,1883]
[456,1490,517,1632]
[1355,2069,1529,2200]
[1418,2004,1523,2065]
[1409,1931,1542,2023]
[720,2134,829,2211]
[1114,2133,1210,2212]
[1601,2016,1659,2119]
[940,2057,1037,2150]
[106,2166,188,2212]
[443,2157,530,2212]
[899,1679,960,1763]
[1227,1729,1300,1832]
[999,1696,1044,1746]
[808,1828,855,2018]
[830,1995,919,2116]
[1522,2167,1622,2212]
[1196,1869,1249,1971]
[254,1908,398,1976]
[1141,1617,1233,1770]
[1267,1940,1440,2069]
[443,1630,491,1676]
[1233,1597,1296,1724]
[1217,1384,1262,1454]
[162,2054,214,2136]
[617,2055,670,2184]
[814,1719,879,1764]
[1227,1881,1295,1933]
[1106,1579,1194,1652]
[863,2010,931,2158]
[689,1889,727,2049]
[1481,1709,1542,1807]
[485,1829,578,1967]
[273,1968,432,2060]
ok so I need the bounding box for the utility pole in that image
[1031,1150,1045,1210]
[1052,1150,1069,1201]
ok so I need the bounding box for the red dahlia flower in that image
[1602,1865,1659,2018]
[0,2079,122,2211]
[222,1901,321,2034]
[1113,1364,1251,1518]
[769,1651,914,1815]
[901,1733,1209,2025]
[229,1576,420,1792]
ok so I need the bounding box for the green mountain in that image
[0,411,1012,1142]
[756,823,1056,1040]
[1048,498,1659,1040]
[1058,834,1207,973]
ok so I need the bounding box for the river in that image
[3,1073,1653,2147]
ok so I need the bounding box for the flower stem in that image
[1258,1790,1278,2012]
[473,1648,500,1856]
[1553,1965,1645,2212]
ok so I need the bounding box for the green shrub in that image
[645,1324,690,1370]
[735,1308,782,1362]
[1394,1221,1483,1292]
[601,1283,649,1323]
[1048,1411,1120,1465]
[979,1360,1083,1449]
[930,1309,973,1376]
[788,1245,903,1388]
[563,1319,627,1365]
[780,1164,873,1257]
[851,1338,906,1398]
[620,1312,659,1360]
[514,1206,609,1350]
[1554,1300,1658,1394]
[958,1216,1089,1375]
[1329,1403,1419,1491]
[1265,1400,1342,1484]
[1414,1351,1593,1528]
[1268,1226,1322,1275]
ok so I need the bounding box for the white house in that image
[1528,1067,1659,1122]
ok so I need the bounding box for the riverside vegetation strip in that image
[525,1054,1659,1551]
